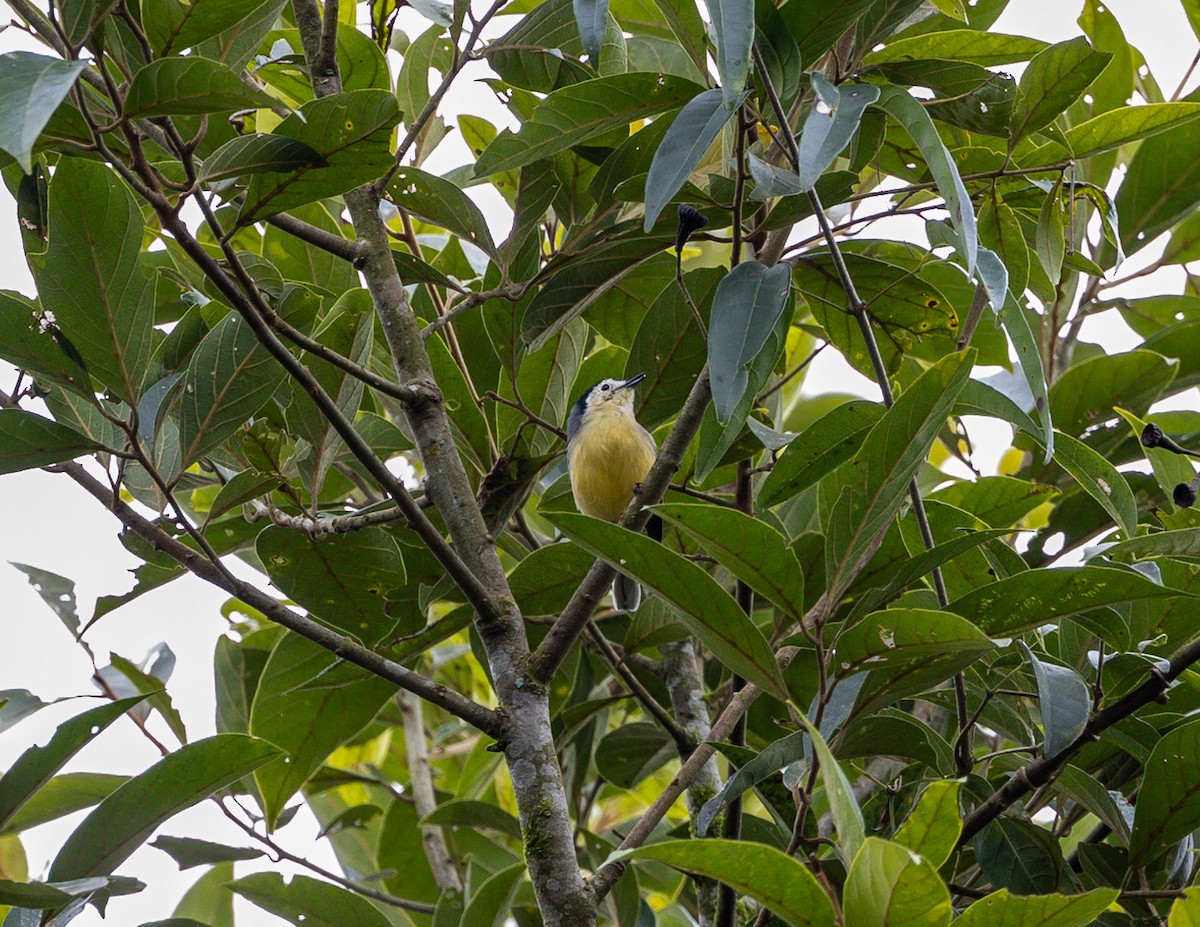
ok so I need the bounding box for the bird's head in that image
[567,373,646,441]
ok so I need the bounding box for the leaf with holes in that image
[256,526,407,645]
[240,91,400,223]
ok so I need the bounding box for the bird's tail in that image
[612,515,662,612]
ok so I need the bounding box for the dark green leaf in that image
[1130,717,1200,865]
[0,697,146,832]
[573,0,607,63]
[146,0,278,54]
[124,58,277,118]
[198,135,327,184]
[0,773,127,836]
[709,261,792,423]
[150,836,263,870]
[249,633,395,828]
[177,314,287,469]
[653,503,804,620]
[826,351,975,599]
[460,862,525,927]
[643,89,737,231]
[1052,431,1138,538]
[0,410,99,475]
[1011,37,1110,141]
[779,0,875,68]
[948,566,1183,636]
[868,29,1049,66]
[420,800,522,840]
[389,166,499,260]
[229,872,392,927]
[475,72,705,176]
[47,735,280,881]
[974,817,1063,895]
[10,562,80,637]
[759,400,884,508]
[835,609,994,671]
[32,157,155,403]
[595,722,675,788]
[547,512,787,698]
[1038,103,1200,161]
[0,53,87,172]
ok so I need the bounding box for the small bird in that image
[566,373,658,611]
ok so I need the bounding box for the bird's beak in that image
[618,373,646,391]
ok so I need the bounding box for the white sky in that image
[0,0,1195,923]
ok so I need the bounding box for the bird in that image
[566,373,659,611]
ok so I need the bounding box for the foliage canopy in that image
[4,0,1200,925]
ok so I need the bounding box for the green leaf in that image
[483,0,594,93]
[0,697,147,832]
[978,190,1029,298]
[643,88,737,231]
[0,290,91,393]
[876,86,976,273]
[759,400,883,507]
[229,872,392,927]
[697,731,805,836]
[948,566,1183,636]
[146,0,278,54]
[171,861,234,927]
[249,632,395,829]
[10,562,80,638]
[177,314,287,470]
[461,862,525,927]
[973,817,1062,895]
[420,800,523,840]
[240,90,401,223]
[547,512,786,698]
[1115,90,1200,256]
[123,57,277,118]
[1171,889,1200,926]
[0,773,127,836]
[150,836,263,870]
[799,714,866,864]
[1051,431,1137,539]
[653,503,804,621]
[1042,103,1200,160]
[893,781,962,869]
[1017,642,1089,759]
[475,72,705,176]
[32,157,155,403]
[573,0,607,63]
[256,526,408,644]
[842,837,952,927]
[389,166,499,261]
[198,134,327,184]
[614,839,835,927]
[0,876,135,908]
[1131,717,1200,865]
[1011,36,1110,140]
[835,609,994,671]
[627,266,720,427]
[995,295,1054,459]
[1036,179,1067,285]
[47,735,280,881]
[826,351,975,599]
[780,0,875,69]
[702,0,752,110]
[955,888,1119,927]
[795,77,880,190]
[0,410,99,475]
[709,261,792,423]
[1049,350,1177,439]
[595,722,675,788]
[0,53,88,173]
[867,29,1049,66]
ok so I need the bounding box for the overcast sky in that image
[0,1,1195,923]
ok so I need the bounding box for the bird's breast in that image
[567,410,656,522]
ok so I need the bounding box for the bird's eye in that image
[600,383,610,391]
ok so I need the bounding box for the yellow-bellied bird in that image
[566,373,659,611]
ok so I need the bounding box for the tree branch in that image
[398,690,463,892]
[56,460,504,737]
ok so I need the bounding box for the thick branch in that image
[57,460,503,737]
[958,646,1200,846]
[529,370,714,684]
